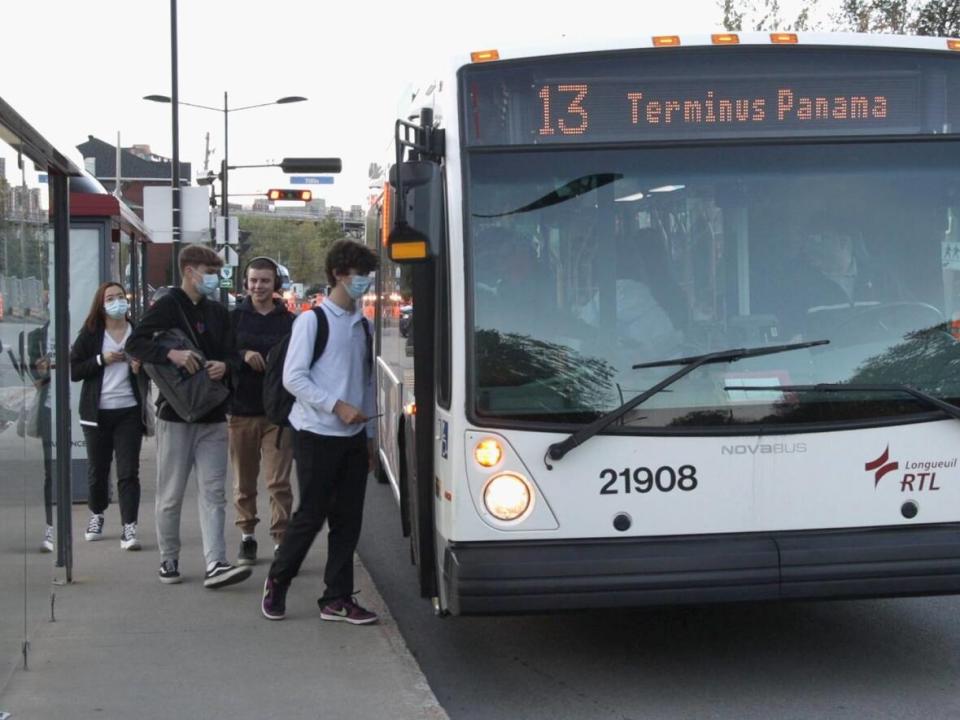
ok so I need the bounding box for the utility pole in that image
[202,131,213,174]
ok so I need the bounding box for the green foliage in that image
[719,0,960,35]
[719,0,821,30]
[834,0,960,35]
[237,214,345,287]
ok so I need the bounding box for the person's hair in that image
[84,282,127,332]
[246,257,279,280]
[178,244,223,273]
[325,239,378,287]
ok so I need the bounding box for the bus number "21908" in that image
[599,466,698,495]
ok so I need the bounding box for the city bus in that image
[370,32,960,615]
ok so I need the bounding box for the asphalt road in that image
[358,481,960,720]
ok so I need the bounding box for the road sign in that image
[290,176,334,185]
[215,216,239,245]
[144,186,214,244]
[219,263,234,289]
[217,246,239,266]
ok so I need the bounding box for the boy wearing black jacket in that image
[126,244,251,588]
[229,257,295,565]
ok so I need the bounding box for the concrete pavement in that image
[0,439,447,720]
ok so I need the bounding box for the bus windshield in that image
[466,139,960,428]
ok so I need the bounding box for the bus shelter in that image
[0,94,81,680]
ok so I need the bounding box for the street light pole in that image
[169,0,181,285]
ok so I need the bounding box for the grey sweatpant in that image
[155,419,228,567]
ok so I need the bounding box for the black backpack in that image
[262,307,372,427]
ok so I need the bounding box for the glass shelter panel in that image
[0,129,57,681]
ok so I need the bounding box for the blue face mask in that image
[104,299,129,319]
[194,270,220,297]
[345,274,373,300]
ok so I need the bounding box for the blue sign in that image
[38,173,48,184]
[290,176,334,185]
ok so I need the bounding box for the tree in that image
[719,0,960,35]
[237,214,346,288]
[719,0,820,30]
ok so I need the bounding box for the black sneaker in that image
[203,562,252,589]
[261,577,288,620]
[158,559,181,584]
[237,537,257,566]
[84,513,104,542]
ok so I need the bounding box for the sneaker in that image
[261,577,288,620]
[203,562,252,589]
[120,523,141,551]
[158,559,181,584]
[237,536,257,566]
[84,514,105,542]
[319,596,379,625]
[40,525,54,553]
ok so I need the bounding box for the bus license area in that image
[625,89,888,127]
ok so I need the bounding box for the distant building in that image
[77,135,192,287]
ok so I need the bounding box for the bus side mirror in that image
[388,161,443,264]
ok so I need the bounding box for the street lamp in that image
[144,92,307,300]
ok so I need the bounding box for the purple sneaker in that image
[262,577,288,620]
[319,596,378,625]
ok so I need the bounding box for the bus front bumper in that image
[442,525,960,615]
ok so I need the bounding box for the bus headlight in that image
[483,472,532,521]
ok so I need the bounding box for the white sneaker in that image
[84,514,105,541]
[41,525,54,553]
[120,522,141,551]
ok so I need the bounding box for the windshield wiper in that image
[473,173,622,218]
[544,339,829,467]
[724,382,960,422]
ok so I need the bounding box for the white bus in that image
[370,32,960,615]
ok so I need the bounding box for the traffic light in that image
[267,189,312,202]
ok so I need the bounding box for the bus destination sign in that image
[466,72,929,145]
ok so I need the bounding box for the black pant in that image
[39,404,53,526]
[82,406,143,524]
[270,429,368,600]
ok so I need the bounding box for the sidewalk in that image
[0,441,447,720]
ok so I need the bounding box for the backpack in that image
[262,306,372,428]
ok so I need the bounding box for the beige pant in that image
[228,414,294,542]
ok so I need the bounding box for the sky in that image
[1,0,834,210]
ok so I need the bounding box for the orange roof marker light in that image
[948,39,960,51]
[770,32,799,44]
[652,35,681,47]
[712,33,740,44]
[471,49,500,63]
